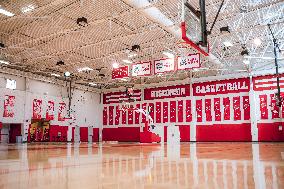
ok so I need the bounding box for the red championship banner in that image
[103,90,141,104]
[112,66,129,79]
[46,101,55,120]
[132,61,151,76]
[144,84,190,100]
[154,58,175,74]
[32,99,42,119]
[3,95,15,118]
[193,78,250,96]
[58,102,66,121]
[177,53,200,70]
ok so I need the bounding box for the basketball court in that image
[0,0,284,188]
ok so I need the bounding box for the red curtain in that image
[115,106,120,125]
[205,99,212,121]
[135,104,140,124]
[103,107,108,125]
[243,96,250,120]
[270,94,279,119]
[233,97,241,120]
[178,100,184,122]
[163,102,169,123]
[223,97,230,120]
[185,100,192,122]
[108,106,114,125]
[259,94,268,119]
[170,101,177,123]
[156,102,162,123]
[214,98,221,121]
[196,100,202,122]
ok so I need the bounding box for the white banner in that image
[154,58,175,74]
[177,53,200,70]
[132,62,151,76]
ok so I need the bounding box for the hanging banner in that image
[46,101,55,120]
[58,102,66,121]
[177,53,200,70]
[253,73,284,91]
[32,99,42,119]
[112,66,129,79]
[103,90,142,104]
[3,95,15,118]
[132,61,151,76]
[193,78,250,96]
[144,84,190,100]
[154,58,175,74]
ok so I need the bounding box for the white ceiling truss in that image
[0,0,283,90]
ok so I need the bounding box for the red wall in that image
[196,123,252,141]
[178,125,190,142]
[102,127,140,142]
[93,128,99,142]
[49,125,68,142]
[80,127,88,142]
[258,123,284,141]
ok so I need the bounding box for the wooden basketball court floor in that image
[0,142,283,189]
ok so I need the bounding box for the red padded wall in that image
[80,127,88,142]
[102,127,140,142]
[93,128,99,142]
[49,125,68,142]
[258,123,284,141]
[196,123,252,141]
[178,125,190,142]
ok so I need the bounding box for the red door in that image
[80,127,88,142]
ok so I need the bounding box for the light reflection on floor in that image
[0,143,283,189]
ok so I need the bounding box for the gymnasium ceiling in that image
[0,0,283,89]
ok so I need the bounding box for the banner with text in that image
[3,95,15,118]
[177,53,200,70]
[144,85,190,100]
[193,78,250,96]
[154,58,175,74]
[132,62,151,76]
[103,90,142,104]
[112,66,129,79]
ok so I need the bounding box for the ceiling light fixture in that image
[0,7,14,17]
[56,60,64,66]
[121,78,128,81]
[220,26,230,33]
[163,51,175,58]
[64,71,71,77]
[21,5,35,13]
[89,82,97,86]
[51,73,60,77]
[78,67,93,72]
[0,60,10,64]
[243,60,250,65]
[123,59,132,64]
[113,62,119,68]
[253,38,262,46]
[76,17,88,27]
[223,41,233,47]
